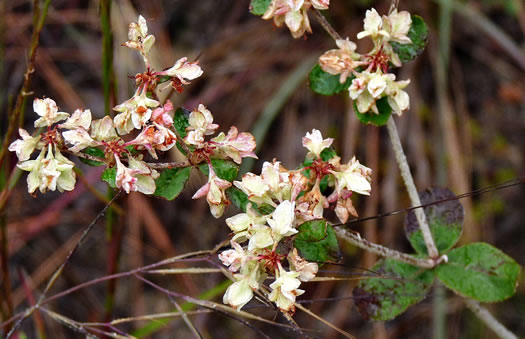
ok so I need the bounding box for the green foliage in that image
[294,220,340,263]
[249,0,272,15]
[226,187,275,215]
[405,187,464,255]
[199,158,239,182]
[436,243,521,302]
[101,167,117,188]
[353,258,435,320]
[154,167,192,200]
[320,147,337,161]
[354,96,392,126]
[79,147,105,166]
[309,64,352,96]
[174,107,190,138]
[390,15,429,63]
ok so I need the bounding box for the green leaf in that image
[294,220,340,263]
[199,159,239,182]
[390,15,429,64]
[125,145,141,155]
[354,258,435,321]
[101,167,117,188]
[405,187,464,255]
[79,147,105,166]
[226,187,275,215]
[436,243,521,302]
[320,147,337,161]
[249,0,272,16]
[174,108,190,138]
[354,96,392,126]
[309,64,352,96]
[153,167,192,200]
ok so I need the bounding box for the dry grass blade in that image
[295,303,355,339]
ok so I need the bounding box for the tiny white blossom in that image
[33,98,69,127]
[267,200,297,238]
[59,109,92,130]
[269,264,304,311]
[8,129,41,161]
[163,57,203,84]
[357,8,389,41]
[302,129,333,158]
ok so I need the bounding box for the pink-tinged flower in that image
[151,100,174,127]
[211,126,257,164]
[311,0,329,10]
[383,9,412,44]
[385,78,410,116]
[90,116,118,141]
[269,264,304,312]
[192,164,232,218]
[319,38,363,84]
[226,206,267,234]
[127,123,177,159]
[62,128,99,153]
[219,241,249,272]
[288,248,318,282]
[234,172,270,205]
[8,129,41,161]
[185,104,219,146]
[302,129,333,158]
[334,193,358,223]
[295,179,328,221]
[263,0,323,39]
[59,109,92,130]
[163,57,203,85]
[115,156,158,194]
[33,98,69,128]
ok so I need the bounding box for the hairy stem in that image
[386,116,439,258]
[334,227,435,269]
[464,299,517,339]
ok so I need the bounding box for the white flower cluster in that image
[319,8,412,115]
[10,16,256,207]
[262,0,330,39]
[219,129,371,312]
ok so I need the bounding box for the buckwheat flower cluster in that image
[219,129,371,312]
[10,16,256,206]
[262,0,330,38]
[319,8,412,115]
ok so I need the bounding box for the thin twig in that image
[5,190,122,338]
[464,299,517,339]
[167,296,203,339]
[386,116,439,258]
[312,9,342,41]
[334,227,435,268]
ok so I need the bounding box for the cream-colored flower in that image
[125,15,156,62]
[357,8,390,41]
[33,98,69,128]
[223,277,253,310]
[384,9,412,44]
[331,157,372,196]
[262,0,316,39]
[59,109,92,130]
[91,116,118,141]
[288,248,318,282]
[234,173,270,205]
[211,127,257,164]
[302,129,333,158]
[8,129,41,161]
[269,264,304,311]
[185,104,219,146]
[115,156,158,194]
[385,78,410,115]
[247,225,274,251]
[192,164,232,218]
[62,128,99,153]
[267,200,297,238]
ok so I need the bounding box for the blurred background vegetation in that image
[1,0,524,338]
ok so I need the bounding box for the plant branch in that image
[5,190,122,338]
[334,227,435,268]
[386,116,439,258]
[464,299,517,339]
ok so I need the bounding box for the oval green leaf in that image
[294,220,340,263]
[154,167,192,200]
[249,0,272,15]
[354,258,435,321]
[174,107,190,138]
[353,96,392,126]
[405,187,464,255]
[309,64,352,96]
[101,167,117,188]
[436,242,521,302]
[199,158,239,182]
[390,15,429,64]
